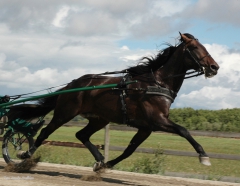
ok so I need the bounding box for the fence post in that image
[104,124,110,163]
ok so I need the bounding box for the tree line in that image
[169,108,240,132]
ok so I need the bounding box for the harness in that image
[115,74,131,124]
[146,86,177,103]
[115,74,177,124]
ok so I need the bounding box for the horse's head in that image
[180,33,219,78]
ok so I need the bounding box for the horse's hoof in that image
[199,156,211,166]
[17,151,30,159]
[93,161,105,172]
[17,151,25,159]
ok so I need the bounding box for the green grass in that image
[4,126,240,178]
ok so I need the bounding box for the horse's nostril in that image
[210,65,219,71]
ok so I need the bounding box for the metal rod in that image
[0,81,137,108]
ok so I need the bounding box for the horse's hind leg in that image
[75,117,109,170]
[18,109,78,159]
[105,129,151,170]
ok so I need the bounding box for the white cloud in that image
[120,55,142,62]
[152,0,192,17]
[120,46,129,50]
[183,0,240,27]
[0,31,155,91]
[52,6,70,28]
[177,86,240,109]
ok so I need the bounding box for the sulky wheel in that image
[2,130,34,164]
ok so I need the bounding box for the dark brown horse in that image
[9,33,219,171]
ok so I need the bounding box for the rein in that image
[97,70,128,75]
[8,83,68,100]
[162,70,204,80]
[98,68,204,80]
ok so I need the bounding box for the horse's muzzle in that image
[204,64,219,78]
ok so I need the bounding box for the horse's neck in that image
[155,46,186,92]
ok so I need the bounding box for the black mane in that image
[125,33,196,77]
[125,46,177,76]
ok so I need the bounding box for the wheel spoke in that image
[16,133,28,145]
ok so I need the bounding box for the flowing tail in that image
[7,94,59,121]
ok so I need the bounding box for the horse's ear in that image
[179,32,184,42]
[180,33,191,43]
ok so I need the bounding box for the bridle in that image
[184,39,211,72]
[163,39,210,80]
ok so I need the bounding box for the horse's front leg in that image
[155,117,211,166]
[103,129,152,170]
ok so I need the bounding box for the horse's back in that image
[68,74,121,88]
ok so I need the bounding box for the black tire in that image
[2,130,34,164]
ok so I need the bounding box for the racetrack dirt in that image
[0,158,239,186]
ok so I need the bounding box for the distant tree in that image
[169,108,240,132]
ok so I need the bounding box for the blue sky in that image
[0,0,240,110]
[119,16,240,50]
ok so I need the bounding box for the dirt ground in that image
[0,158,239,186]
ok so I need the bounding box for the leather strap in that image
[146,86,177,103]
